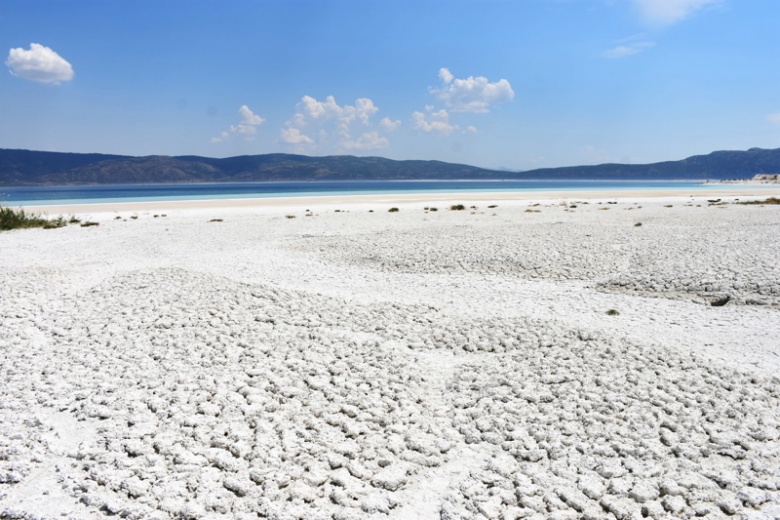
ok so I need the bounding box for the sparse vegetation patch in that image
[0,206,67,231]
[736,197,780,205]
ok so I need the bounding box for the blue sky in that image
[2,0,779,170]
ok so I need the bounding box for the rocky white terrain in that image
[1,196,779,519]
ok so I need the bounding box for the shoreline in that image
[11,186,780,215]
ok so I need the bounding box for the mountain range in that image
[1,147,779,185]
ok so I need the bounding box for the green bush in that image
[450,204,466,211]
[737,197,780,205]
[0,206,65,231]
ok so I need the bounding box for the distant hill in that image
[518,147,780,180]
[1,147,779,185]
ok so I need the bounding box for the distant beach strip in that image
[4,179,780,208]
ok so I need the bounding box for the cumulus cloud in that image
[432,67,514,113]
[604,41,655,58]
[412,108,459,135]
[767,113,780,125]
[380,117,401,132]
[5,43,74,84]
[633,0,718,25]
[281,95,390,152]
[212,105,265,143]
[280,127,314,145]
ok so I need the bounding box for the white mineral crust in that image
[1,197,779,519]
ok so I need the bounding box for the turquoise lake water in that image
[0,180,769,206]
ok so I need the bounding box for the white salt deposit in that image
[1,196,779,519]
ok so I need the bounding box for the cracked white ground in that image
[1,196,779,519]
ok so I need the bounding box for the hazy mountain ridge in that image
[1,147,779,185]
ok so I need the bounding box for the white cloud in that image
[281,95,390,151]
[438,67,454,83]
[342,131,389,151]
[297,95,378,126]
[412,108,458,135]
[432,67,514,113]
[280,127,314,145]
[5,43,74,84]
[604,41,655,58]
[210,131,229,144]
[212,105,265,143]
[633,0,718,25]
[299,95,342,120]
[380,117,401,132]
[767,113,780,124]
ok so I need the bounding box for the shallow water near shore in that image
[1,179,770,206]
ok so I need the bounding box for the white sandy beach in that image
[1,190,780,520]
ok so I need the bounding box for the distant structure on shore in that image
[2,146,780,185]
[704,173,780,185]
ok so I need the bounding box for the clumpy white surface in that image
[1,197,779,519]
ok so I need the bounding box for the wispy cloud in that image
[212,105,266,143]
[341,131,389,151]
[767,113,780,125]
[5,43,74,84]
[380,117,401,132]
[633,0,719,26]
[431,68,514,113]
[604,40,655,58]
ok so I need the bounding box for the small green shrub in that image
[286,215,296,219]
[0,206,66,231]
[80,221,99,227]
[606,309,620,316]
[44,216,68,229]
[209,218,223,223]
[450,204,466,211]
[429,207,438,212]
[737,197,780,205]
[388,207,399,213]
